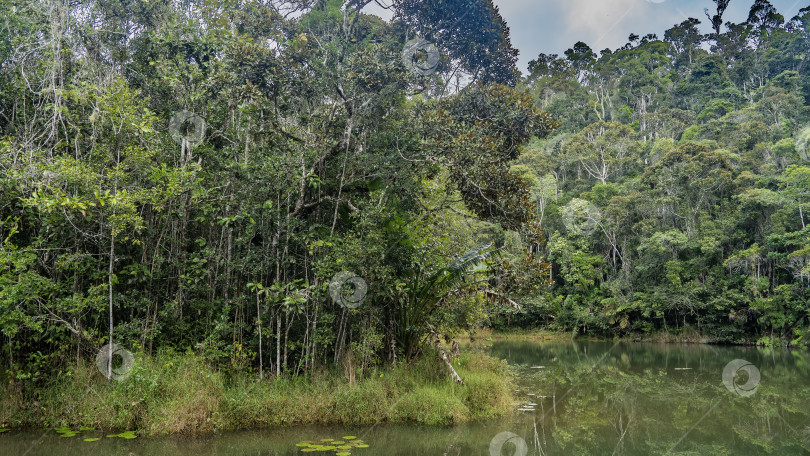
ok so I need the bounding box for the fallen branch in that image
[427,324,464,384]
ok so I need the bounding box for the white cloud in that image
[561,0,658,48]
[362,0,804,73]
[361,1,394,21]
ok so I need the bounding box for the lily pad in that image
[56,428,79,438]
[83,437,100,442]
[297,436,369,454]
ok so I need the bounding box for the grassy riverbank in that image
[460,327,724,347]
[0,350,515,436]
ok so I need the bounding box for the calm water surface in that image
[3,340,810,455]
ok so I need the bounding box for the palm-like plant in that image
[398,244,496,362]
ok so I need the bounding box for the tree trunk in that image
[276,313,281,376]
[389,311,397,365]
[283,306,291,373]
[311,302,319,370]
[257,292,263,380]
[108,232,115,380]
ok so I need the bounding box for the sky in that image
[362,0,809,73]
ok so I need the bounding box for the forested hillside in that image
[511,1,810,346]
[1,0,809,392]
[0,0,553,382]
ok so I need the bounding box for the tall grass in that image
[0,349,515,435]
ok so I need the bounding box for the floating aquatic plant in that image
[296,436,370,455]
[0,428,9,433]
[52,426,105,442]
[50,427,112,443]
[55,428,80,438]
[55,427,101,439]
[106,430,137,439]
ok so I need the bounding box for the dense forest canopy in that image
[517,1,810,346]
[0,0,550,380]
[0,0,808,386]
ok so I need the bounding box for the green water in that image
[3,340,810,455]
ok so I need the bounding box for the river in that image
[3,339,809,455]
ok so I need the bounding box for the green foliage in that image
[2,0,810,426]
[0,350,515,434]
[514,4,810,345]
[396,0,520,85]
[0,0,551,397]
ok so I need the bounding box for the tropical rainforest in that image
[516,0,810,347]
[0,0,809,400]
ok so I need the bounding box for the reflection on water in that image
[491,340,810,455]
[0,423,509,456]
[3,340,810,455]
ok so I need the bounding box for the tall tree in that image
[705,0,732,36]
[664,18,704,69]
[395,0,520,86]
